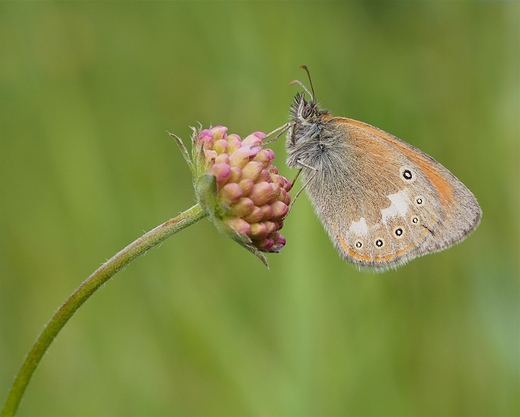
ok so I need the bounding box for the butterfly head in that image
[288,67,331,146]
[290,92,321,124]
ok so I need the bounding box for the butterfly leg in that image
[262,123,292,145]
[287,161,318,213]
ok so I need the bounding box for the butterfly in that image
[285,66,481,271]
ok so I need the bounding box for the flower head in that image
[171,125,292,267]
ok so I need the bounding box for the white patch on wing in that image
[349,217,369,237]
[381,189,410,224]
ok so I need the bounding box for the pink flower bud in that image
[255,149,275,166]
[220,183,243,204]
[271,200,289,220]
[214,154,230,165]
[239,179,254,195]
[242,161,264,181]
[226,218,251,236]
[229,145,259,169]
[213,139,228,154]
[229,197,255,218]
[185,125,292,265]
[244,206,264,223]
[208,163,231,189]
[229,166,242,183]
[260,204,273,220]
[249,182,275,207]
[211,125,228,140]
[250,222,270,239]
[242,132,265,146]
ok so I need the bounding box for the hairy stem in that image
[1,204,207,416]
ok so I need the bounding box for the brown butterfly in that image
[285,66,481,271]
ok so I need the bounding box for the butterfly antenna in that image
[289,79,313,99]
[300,65,315,102]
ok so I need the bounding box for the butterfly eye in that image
[301,105,313,119]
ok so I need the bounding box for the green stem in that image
[1,204,207,417]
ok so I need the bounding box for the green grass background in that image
[1,2,518,416]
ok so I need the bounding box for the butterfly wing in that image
[298,117,481,271]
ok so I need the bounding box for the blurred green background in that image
[1,2,518,416]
